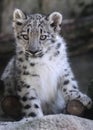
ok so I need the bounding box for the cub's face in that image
[13,9,62,57]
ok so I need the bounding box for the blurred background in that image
[0,0,93,94]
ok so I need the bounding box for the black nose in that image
[29,50,38,54]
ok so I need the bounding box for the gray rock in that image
[0,114,93,130]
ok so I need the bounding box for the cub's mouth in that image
[25,50,44,58]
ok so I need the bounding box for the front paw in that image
[79,95,92,109]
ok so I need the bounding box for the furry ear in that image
[13,8,26,20]
[48,12,62,32]
[13,9,26,26]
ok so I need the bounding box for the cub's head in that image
[13,9,62,57]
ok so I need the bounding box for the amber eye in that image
[22,34,29,40]
[40,35,47,40]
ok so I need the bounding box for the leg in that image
[16,84,43,118]
[60,66,92,109]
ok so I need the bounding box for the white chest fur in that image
[18,36,67,112]
[21,56,62,102]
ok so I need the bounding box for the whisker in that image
[25,50,32,57]
[25,50,44,57]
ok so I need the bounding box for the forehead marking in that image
[33,20,38,26]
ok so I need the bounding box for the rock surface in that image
[0,114,93,130]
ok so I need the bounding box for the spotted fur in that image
[1,9,92,118]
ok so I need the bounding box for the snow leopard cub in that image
[1,9,92,118]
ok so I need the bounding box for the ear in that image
[13,9,26,26]
[48,12,62,32]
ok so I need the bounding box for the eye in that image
[40,35,47,40]
[22,34,29,40]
